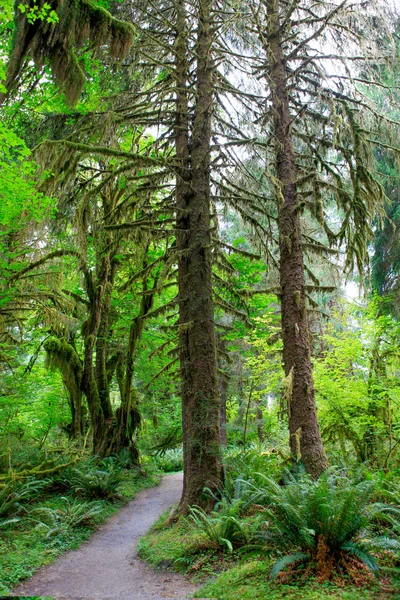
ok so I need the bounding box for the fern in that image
[0,478,49,520]
[53,464,123,500]
[29,498,103,538]
[341,543,378,574]
[189,506,253,552]
[270,552,310,580]
[248,467,400,579]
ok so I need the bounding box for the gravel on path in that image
[12,472,198,600]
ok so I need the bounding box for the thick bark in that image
[219,374,228,447]
[364,337,390,463]
[103,273,158,462]
[81,258,110,454]
[95,273,115,422]
[218,336,229,446]
[44,337,84,439]
[95,193,119,423]
[268,0,328,478]
[70,382,84,439]
[175,0,223,512]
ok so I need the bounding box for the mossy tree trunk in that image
[176,0,223,513]
[219,374,228,447]
[256,403,265,443]
[81,257,110,454]
[95,266,116,423]
[218,337,229,447]
[267,0,328,478]
[44,337,84,439]
[101,270,159,462]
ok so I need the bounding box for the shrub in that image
[52,464,123,500]
[154,448,183,473]
[0,478,49,519]
[253,468,400,580]
[223,442,286,499]
[107,448,138,470]
[29,497,103,538]
[189,506,253,553]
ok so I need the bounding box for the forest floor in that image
[11,472,197,600]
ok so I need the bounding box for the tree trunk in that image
[44,337,84,439]
[81,258,110,454]
[256,403,265,443]
[219,374,228,447]
[218,336,229,446]
[102,273,157,462]
[95,271,115,423]
[175,0,223,512]
[268,0,328,478]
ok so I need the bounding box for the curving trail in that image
[13,472,198,600]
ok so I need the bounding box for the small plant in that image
[108,448,138,470]
[189,505,253,553]
[0,516,20,529]
[29,497,103,538]
[0,478,49,520]
[223,442,285,499]
[253,468,400,580]
[154,448,183,473]
[53,464,123,500]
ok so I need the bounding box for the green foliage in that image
[52,463,124,500]
[195,558,381,600]
[223,442,287,499]
[0,123,54,233]
[18,0,59,24]
[0,479,49,522]
[189,506,253,553]
[29,497,103,537]
[4,0,134,106]
[315,298,400,466]
[0,367,70,447]
[154,448,183,473]
[252,468,400,579]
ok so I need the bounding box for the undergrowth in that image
[0,456,161,594]
[139,445,400,600]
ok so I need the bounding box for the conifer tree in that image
[235,0,394,476]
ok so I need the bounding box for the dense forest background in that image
[1,0,400,596]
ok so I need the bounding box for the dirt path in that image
[13,472,198,600]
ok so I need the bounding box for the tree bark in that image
[175,0,223,512]
[81,258,109,454]
[267,0,328,478]
[95,269,116,422]
[219,374,228,447]
[102,271,158,462]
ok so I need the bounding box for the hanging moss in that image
[2,0,134,106]
[44,335,82,383]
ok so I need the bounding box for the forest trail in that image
[13,473,197,600]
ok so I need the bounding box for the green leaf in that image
[270,553,310,579]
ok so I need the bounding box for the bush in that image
[52,463,124,500]
[0,478,49,525]
[29,497,104,538]
[223,442,286,499]
[189,505,254,553]
[252,467,400,580]
[154,448,183,473]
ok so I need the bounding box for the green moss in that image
[195,559,381,600]
[43,337,62,353]
[138,511,210,571]
[4,0,134,107]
